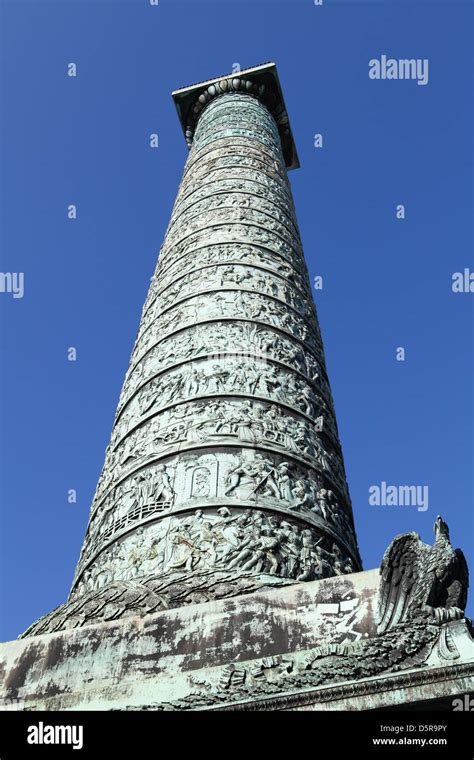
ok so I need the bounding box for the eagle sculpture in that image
[377,515,469,634]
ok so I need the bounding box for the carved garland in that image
[184,78,290,150]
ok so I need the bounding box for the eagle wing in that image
[446,547,469,611]
[377,532,426,634]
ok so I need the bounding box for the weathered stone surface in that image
[0,569,381,709]
[2,569,473,711]
[21,570,296,637]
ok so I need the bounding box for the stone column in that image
[26,66,362,636]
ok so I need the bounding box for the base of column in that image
[20,568,296,637]
[2,568,473,711]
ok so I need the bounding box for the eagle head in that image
[434,515,450,541]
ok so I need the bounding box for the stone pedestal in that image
[2,569,473,711]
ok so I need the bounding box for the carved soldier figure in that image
[252,457,281,499]
[297,529,315,581]
[153,465,173,504]
[211,364,229,392]
[242,528,280,575]
[276,462,293,501]
[168,523,201,572]
[228,518,263,570]
[225,457,260,498]
[290,479,312,512]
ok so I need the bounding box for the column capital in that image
[172,62,300,170]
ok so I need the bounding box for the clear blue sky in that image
[1,0,472,640]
